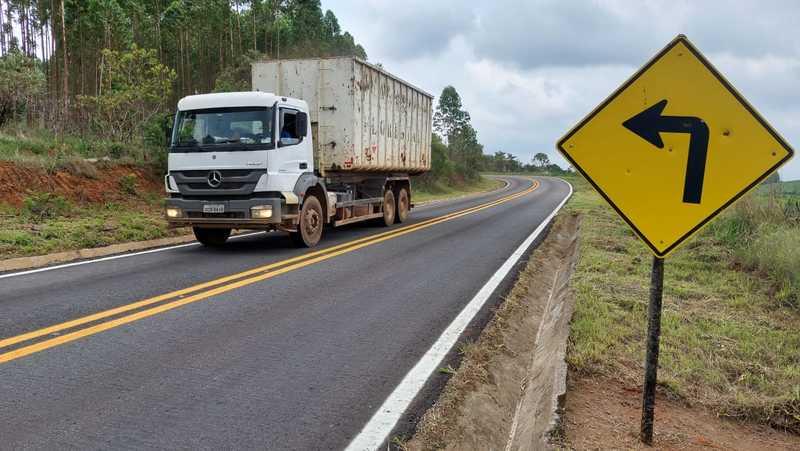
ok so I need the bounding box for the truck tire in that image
[193,227,231,247]
[382,189,396,226]
[290,195,324,247]
[395,187,410,223]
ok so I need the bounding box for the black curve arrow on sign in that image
[623,99,709,204]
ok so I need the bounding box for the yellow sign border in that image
[557,34,794,257]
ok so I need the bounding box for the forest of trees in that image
[425,85,567,184]
[0,1,561,181]
[0,0,365,138]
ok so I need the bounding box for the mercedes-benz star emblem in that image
[207,170,223,188]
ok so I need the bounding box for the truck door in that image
[268,106,313,190]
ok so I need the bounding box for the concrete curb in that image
[507,221,580,450]
[0,234,197,274]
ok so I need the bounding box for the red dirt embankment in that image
[0,162,163,206]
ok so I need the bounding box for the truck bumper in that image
[165,197,289,229]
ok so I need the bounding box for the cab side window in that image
[279,108,301,146]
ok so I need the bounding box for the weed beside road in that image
[413,176,504,203]
[0,197,180,259]
[710,186,800,308]
[564,175,800,432]
[0,125,165,173]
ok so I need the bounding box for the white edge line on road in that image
[0,232,262,280]
[345,178,574,451]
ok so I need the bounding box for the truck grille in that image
[170,169,266,196]
[179,169,253,178]
[186,182,247,190]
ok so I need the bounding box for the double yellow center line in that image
[0,180,539,365]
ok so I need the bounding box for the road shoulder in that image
[406,212,581,450]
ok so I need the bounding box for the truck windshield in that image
[172,107,273,151]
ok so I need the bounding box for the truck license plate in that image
[202,204,225,214]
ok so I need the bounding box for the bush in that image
[59,158,98,179]
[77,45,176,143]
[709,192,800,308]
[143,114,169,148]
[741,228,800,307]
[119,173,138,196]
[0,51,45,127]
[23,193,71,222]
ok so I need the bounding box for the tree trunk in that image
[252,1,257,51]
[229,8,234,58]
[0,0,5,55]
[20,2,27,55]
[184,29,191,94]
[60,0,69,111]
[155,0,162,62]
[235,0,242,55]
[39,19,45,60]
[79,21,84,96]
[50,0,59,99]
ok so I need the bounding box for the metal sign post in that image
[640,256,664,445]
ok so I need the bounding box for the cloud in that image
[469,1,800,70]
[470,1,666,69]
[323,0,800,179]
[326,0,474,60]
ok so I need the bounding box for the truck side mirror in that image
[297,112,308,137]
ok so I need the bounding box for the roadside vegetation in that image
[413,176,504,204]
[564,174,800,433]
[0,1,364,262]
[0,1,367,174]
[0,0,547,262]
[0,163,181,260]
[0,197,176,259]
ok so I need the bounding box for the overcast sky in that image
[323,0,800,180]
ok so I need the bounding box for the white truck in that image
[164,57,433,247]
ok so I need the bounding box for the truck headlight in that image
[251,205,273,219]
[166,207,183,218]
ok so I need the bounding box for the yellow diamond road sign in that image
[558,35,794,257]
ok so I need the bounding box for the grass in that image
[710,186,800,308]
[413,176,505,203]
[0,124,164,172]
[761,180,800,196]
[0,196,180,260]
[564,175,800,432]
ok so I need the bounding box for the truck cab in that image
[165,91,319,245]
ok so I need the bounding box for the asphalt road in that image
[0,176,571,450]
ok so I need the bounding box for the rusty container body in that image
[252,57,433,175]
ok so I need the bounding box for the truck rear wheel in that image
[396,187,410,223]
[382,189,396,226]
[193,227,231,247]
[290,195,324,247]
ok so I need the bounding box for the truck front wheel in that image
[290,195,324,247]
[193,227,231,247]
